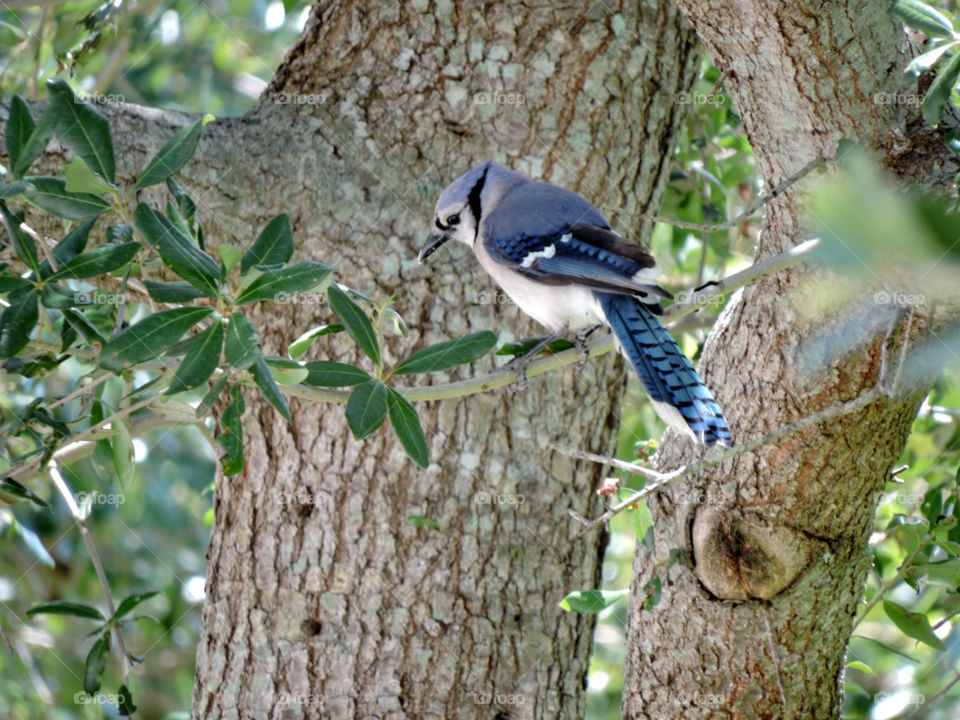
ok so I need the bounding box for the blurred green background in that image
[1,1,959,718]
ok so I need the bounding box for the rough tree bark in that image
[171,3,699,719]
[622,2,955,719]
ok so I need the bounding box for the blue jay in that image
[419,160,731,447]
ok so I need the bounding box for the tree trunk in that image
[622,2,951,718]
[181,3,700,719]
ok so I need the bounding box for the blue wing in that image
[482,181,670,307]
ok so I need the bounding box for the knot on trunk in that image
[692,506,810,600]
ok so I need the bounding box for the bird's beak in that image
[418,231,450,264]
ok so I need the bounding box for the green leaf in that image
[40,283,79,309]
[134,114,212,190]
[0,181,29,198]
[303,360,370,387]
[219,244,242,275]
[386,387,428,468]
[135,203,220,297]
[48,242,139,280]
[882,599,947,650]
[117,683,137,716]
[8,97,57,178]
[923,49,960,126]
[144,280,207,303]
[112,417,135,487]
[642,574,662,610]
[224,312,260,370]
[62,308,106,347]
[169,322,223,394]
[345,380,388,439]
[559,589,628,614]
[0,275,32,293]
[197,371,230,418]
[113,591,159,620]
[393,331,498,375]
[25,600,105,620]
[288,323,344,358]
[0,288,39,358]
[1,201,39,276]
[99,307,212,369]
[234,261,334,304]
[106,223,134,244]
[83,632,110,694]
[241,213,295,273]
[10,517,54,567]
[0,477,49,509]
[891,0,955,37]
[166,178,197,223]
[64,157,117,195]
[907,42,956,74]
[217,385,245,475]
[24,177,110,219]
[630,498,655,553]
[6,95,33,175]
[855,636,920,663]
[496,336,574,357]
[47,79,115,183]
[327,284,381,367]
[263,356,309,385]
[51,216,97,270]
[250,356,292,421]
[406,515,440,529]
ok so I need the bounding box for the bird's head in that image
[419,160,492,263]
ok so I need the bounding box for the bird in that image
[418,160,731,447]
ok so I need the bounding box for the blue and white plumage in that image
[419,160,731,447]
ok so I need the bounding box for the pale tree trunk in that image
[622,2,954,718]
[182,3,700,719]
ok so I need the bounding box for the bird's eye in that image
[447,213,460,226]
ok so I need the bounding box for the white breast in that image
[473,239,606,333]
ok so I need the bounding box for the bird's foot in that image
[572,325,600,372]
[509,364,529,392]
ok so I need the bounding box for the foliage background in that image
[0,0,958,718]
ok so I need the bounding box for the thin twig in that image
[45,372,112,411]
[6,239,821,482]
[850,535,931,631]
[562,384,888,532]
[612,157,826,233]
[901,668,960,720]
[46,461,132,694]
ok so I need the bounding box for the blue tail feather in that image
[598,293,731,447]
